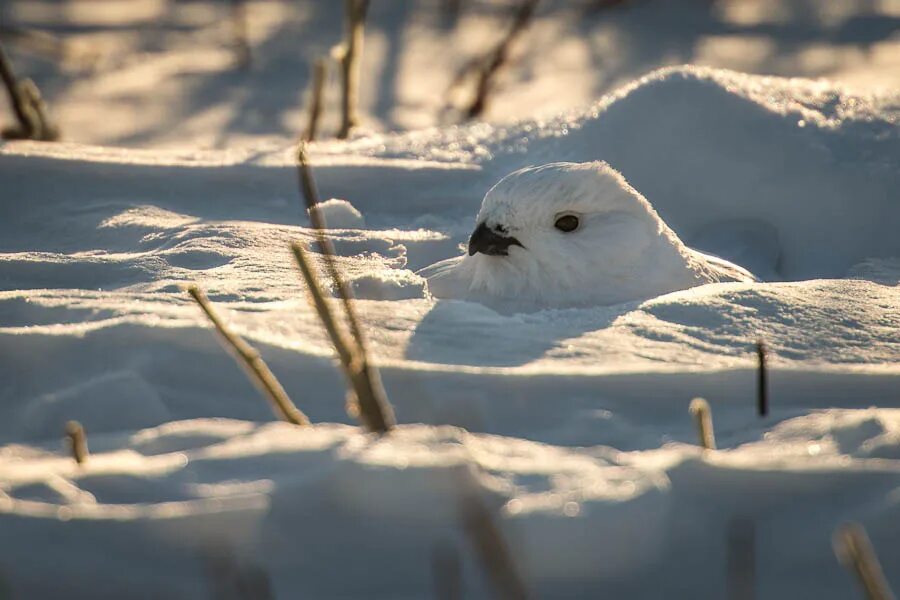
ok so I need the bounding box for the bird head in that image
[460,161,688,307]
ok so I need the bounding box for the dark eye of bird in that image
[494,224,508,234]
[554,214,579,232]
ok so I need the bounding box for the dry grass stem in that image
[756,340,769,417]
[0,43,59,140]
[432,541,463,600]
[462,0,539,120]
[834,523,897,600]
[337,0,369,139]
[689,397,716,451]
[229,0,251,68]
[187,285,309,426]
[65,420,89,465]
[291,242,358,372]
[304,58,327,142]
[460,492,529,600]
[726,518,756,600]
[292,144,395,433]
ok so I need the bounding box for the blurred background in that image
[1,0,898,149]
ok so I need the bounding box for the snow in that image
[1,62,899,597]
[313,198,366,230]
[4,0,900,147]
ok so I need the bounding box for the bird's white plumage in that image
[419,162,756,312]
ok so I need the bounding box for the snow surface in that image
[0,67,899,598]
[3,0,899,147]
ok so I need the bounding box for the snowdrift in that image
[0,67,898,598]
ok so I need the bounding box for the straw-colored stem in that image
[65,420,89,465]
[337,0,368,139]
[834,523,897,600]
[187,286,308,426]
[689,397,716,451]
[304,58,327,142]
[296,143,367,352]
[291,242,394,433]
[291,242,358,372]
[292,144,395,433]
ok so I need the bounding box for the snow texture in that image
[312,198,367,230]
[0,67,898,599]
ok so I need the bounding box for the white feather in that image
[419,162,756,312]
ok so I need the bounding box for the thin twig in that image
[726,518,755,600]
[65,421,89,465]
[689,397,716,451]
[229,0,251,68]
[462,0,539,120]
[0,42,59,140]
[291,242,358,373]
[756,340,768,417]
[292,143,395,433]
[834,523,897,600]
[459,490,529,600]
[296,143,367,352]
[0,43,58,140]
[187,285,309,426]
[304,58,327,142]
[0,43,31,134]
[337,0,369,139]
[432,541,463,600]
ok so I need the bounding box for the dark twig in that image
[337,0,369,139]
[304,58,327,142]
[229,0,251,68]
[756,340,768,417]
[432,541,463,600]
[187,285,309,426]
[459,490,529,600]
[834,523,897,600]
[460,0,539,120]
[726,518,756,600]
[292,143,395,433]
[65,421,89,465]
[689,397,716,451]
[0,42,58,141]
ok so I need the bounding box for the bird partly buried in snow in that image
[419,161,756,312]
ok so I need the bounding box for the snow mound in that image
[0,66,898,598]
[0,422,669,598]
[311,198,366,229]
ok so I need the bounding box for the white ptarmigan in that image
[419,161,756,312]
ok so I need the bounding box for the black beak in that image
[467,222,523,256]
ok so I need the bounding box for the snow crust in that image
[0,67,898,598]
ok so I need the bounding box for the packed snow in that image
[1,66,898,598]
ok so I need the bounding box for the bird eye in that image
[554,214,579,233]
[494,224,508,234]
